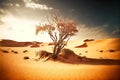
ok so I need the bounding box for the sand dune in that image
[86,38,120,50]
[0,39,42,47]
[71,38,120,60]
[0,38,120,80]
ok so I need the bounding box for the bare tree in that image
[36,15,78,59]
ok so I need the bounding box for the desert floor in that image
[0,38,120,80]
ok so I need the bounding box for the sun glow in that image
[0,15,52,42]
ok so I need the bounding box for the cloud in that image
[0,9,6,24]
[76,24,112,39]
[23,0,53,10]
[15,3,20,7]
[0,14,38,41]
[112,26,120,34]
[6,3,20,7]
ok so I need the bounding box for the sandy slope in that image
[0,38,120,80]
[70,38,120,59]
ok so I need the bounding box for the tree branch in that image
[54,32,58,43]
[49,31,56,42]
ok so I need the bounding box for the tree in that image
[36,15,78,60]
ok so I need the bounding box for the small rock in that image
[109,49,115,52]
[2,50,9,53]
[11,50,14,52]
[24,56,29,60]
[23,50,28,53]
[14,51,18,54]
[100,50,103,53]
[79,53,82,55]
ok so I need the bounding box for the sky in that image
[0,0,120,42]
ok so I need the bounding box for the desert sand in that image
[0,38,120,80]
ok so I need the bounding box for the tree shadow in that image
[36,49,120,65]
[56,56,120,65]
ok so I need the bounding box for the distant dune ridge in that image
[75,43,87,48]
[0,39,42,47]
[0,38,119,48]
[83,39,95,42]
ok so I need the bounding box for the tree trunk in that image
[52,43,62,59]
[52,54,57,59]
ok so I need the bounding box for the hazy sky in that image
[0,0,120,42]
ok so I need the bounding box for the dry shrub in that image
[36,50,52,59]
